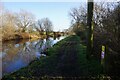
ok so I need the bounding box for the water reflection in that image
[1,36,65,76]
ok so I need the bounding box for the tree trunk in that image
[86,0,94,59]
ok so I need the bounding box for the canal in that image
[1,36,65,77]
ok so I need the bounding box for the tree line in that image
[69,2,120,55]
[0,6,53,41]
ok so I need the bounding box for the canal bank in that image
[2,35,119,80]
[1,36,65,78]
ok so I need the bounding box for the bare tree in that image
[35,19,44,35]
[92,2,120,55]
[101,2,120,52]
[69,5,87,25]
[1,10,16,40]
[43,18,53,33]
[35,18,53,36]
[69,4,87,38]
[15,10,35,32]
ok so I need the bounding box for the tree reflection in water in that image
[1,36,65,77]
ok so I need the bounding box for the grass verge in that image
[3,35,103,80]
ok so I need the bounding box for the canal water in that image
[1,36,65,77]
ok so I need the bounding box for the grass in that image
[3,35,104,80]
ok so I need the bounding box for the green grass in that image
[3,35,103,80]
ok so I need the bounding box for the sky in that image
[2,0,119,31]
[2,2,85,31]
[1,0,119,2]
